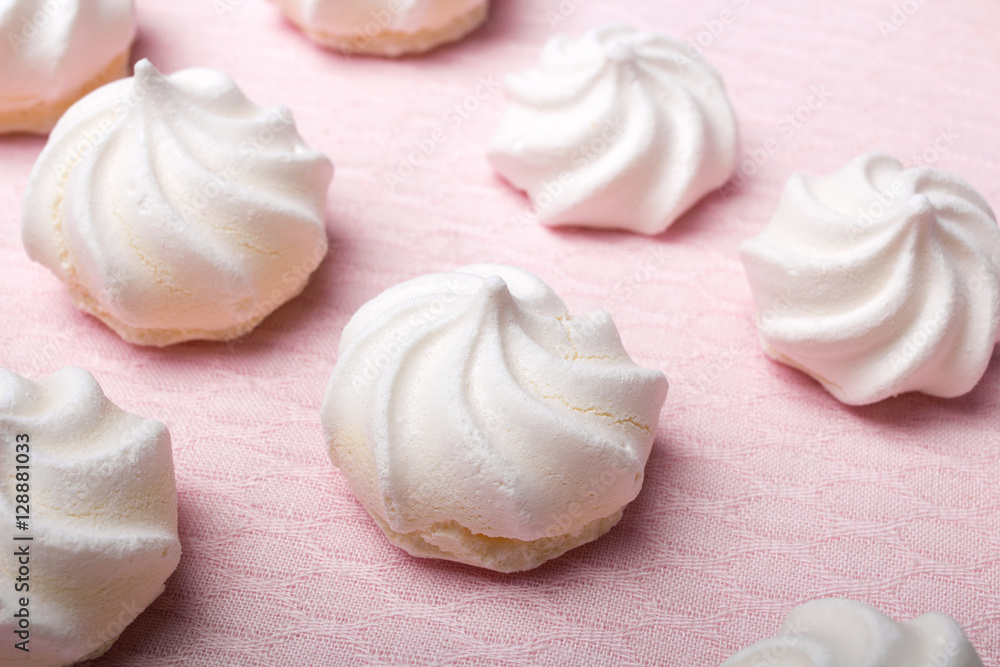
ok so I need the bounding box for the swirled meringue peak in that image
[741,153,1000,405]
[487,24,738,235]
[0,0,135,134]
[0,366,180,666]
[273,0,489,57]
[721,599,983,667]
[322,264,668,572]
[22,59,333,347]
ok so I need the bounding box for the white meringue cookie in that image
[0,366,181,667]
[0,0,135,134]
[322,264,668,572]
[488,24,738,235]
[273,0,489,56]
[741,153,1000,405]
[722,599,983,667]
[22,59,333,347]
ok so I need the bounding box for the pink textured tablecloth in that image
[2,0,998,664]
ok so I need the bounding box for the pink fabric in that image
[1,0,998,664]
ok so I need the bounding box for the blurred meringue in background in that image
[0,0,135,134]
[272,0,490,57]
[488,24,738,235]
[721,598,983,667]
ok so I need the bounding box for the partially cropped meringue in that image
[322,264,668,572]
[0,0,135,134]
[741,153,1000,405]
[0,366,181,666]
[22,59,333,347]
[273,0,489,56]
[488,24,738,235]
[721,599,983,667]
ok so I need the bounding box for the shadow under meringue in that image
[660,186,745,243]
[842,347,1000,429]
[119,227,344,364]
[403,431,678,583]
[531,178,747,248]
[0,131,47,149]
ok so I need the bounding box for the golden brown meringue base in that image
[287,3,487,57]
[329,429,627,573]
[64,280,305,348]
[0,51,131,135]
[373,512,624,573]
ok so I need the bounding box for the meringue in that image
[322,264,668,572]
[741,153,1000,405]
[22,59,333,347]
[273,0,489,57]
[721,598,983,667]
[0,0,135,134]
[487,24,738,235]
[0,366,181,666]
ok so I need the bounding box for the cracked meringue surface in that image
[21,59,333,347]
[488,24,738,235]
[0,366,180,667]
[741,153,1000,405]
[322,264,668,572]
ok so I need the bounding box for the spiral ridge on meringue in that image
[741,153,1000,405]
[21,59,333,346]
[322,264,668,572]
[0,366,180,666]
[488,24,738,235]
[721,599,983,667]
